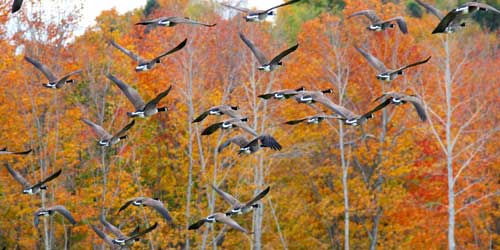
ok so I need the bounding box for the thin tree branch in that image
[453,135,490,184]
[426,109,448,155]
[450,104,484,151]
[455,178,483,197]
[455,191,500,215]
[267,197,288,250]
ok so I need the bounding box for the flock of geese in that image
[4,0,500,249]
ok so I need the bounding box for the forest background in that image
[0,0,499,249]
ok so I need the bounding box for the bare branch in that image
[267,197,289,250]
[452,131,491,160]
[450,49,472,83]
[451,93,478,114]
[426,109,448,155]
[450,103,485,151]
[455,178,483,197]
[427,106,446,126]
[455,191,500,215]
[453,134,491,184]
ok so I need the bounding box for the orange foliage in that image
[0,0,498,249]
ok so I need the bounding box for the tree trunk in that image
[339,122,349,250]
[444,36,456,250]
[185,45,195,250]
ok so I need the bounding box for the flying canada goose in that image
[221,0,301,22]
[258,86,305,100]
[201,117,249,135]
[24,56,82,89]
[218,134,282,154]
[12,0,22,13]
[193,105,241,123]
[239,32,299,72]
[189,212,250,233]
[416,0,467,33]
[34,205,76,227]
[90,225,120,250]
[82,119,135,147]
[370,92,427,121]
[0,147,32,155]
[92,224,151,249]
[295,93,376,126]
[211,185,270,216]
[118,197,173,223]
[432,2,500,34]
[109,39,187,72]
[355,46,431,82]
[4,163,61,195]
[111,223,157,247]
[348,10,408,33]
[90,225,126,250]
[207,118,282,152]
[292,89,333,104]
[136,16,216,27]
[106,74,172,118]
[93,215,157,248]
[98,213,131,240]
[285,114,341,125]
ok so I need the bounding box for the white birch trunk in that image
[444,37,456,250]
